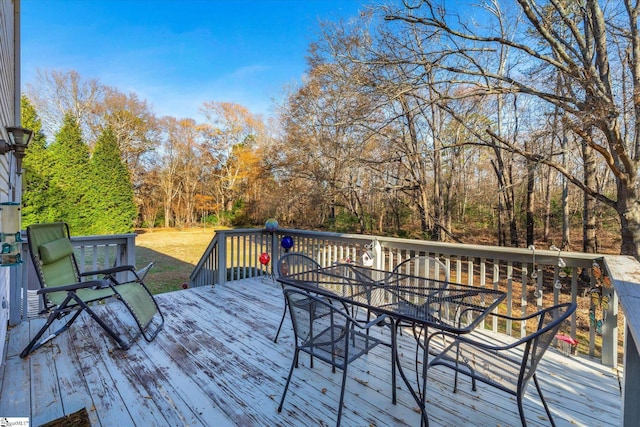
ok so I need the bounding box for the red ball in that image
[182,282,189,289]
[259,252,271,265]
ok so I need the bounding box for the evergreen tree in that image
[48,114,93,233]
[89,127,137,233]
[21,96,57,226]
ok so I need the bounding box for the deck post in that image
[605,255,640,424]
[217,231,227,286]
[622,323,640,426]
[120,234,136,281]
[8,264,21,325]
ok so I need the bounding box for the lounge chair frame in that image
[20,222,164,358]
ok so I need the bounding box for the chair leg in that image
[336,363,349,427]
[20,307,82,358]
[391,320,398,404]
[274,304,288,343]
[517,392,528,427]
[141,313,164,343]
[278,348,299,413]
[533,374,556,427]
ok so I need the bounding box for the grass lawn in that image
[134,227,222,294]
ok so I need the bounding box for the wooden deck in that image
[1,278,622,426]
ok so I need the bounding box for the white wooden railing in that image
[9,232,136,325]
[190,227,631,369]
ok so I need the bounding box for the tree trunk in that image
[433,137,443,241]
[418,187,429,235]
[497,197,506,246]
[618,179,640,258]
[543,165,552,241]
[582,137,598,253]
[507,163,519,247]
[561,132,570,248]
[164,205,171,228]
[526,159,535,247]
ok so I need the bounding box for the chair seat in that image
[48,286,116,306]
[47,282,158,328]
[381,300,437,320]
[429,332,524,395]
[300,325,384,366]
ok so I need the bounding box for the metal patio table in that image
[276,263,507,427]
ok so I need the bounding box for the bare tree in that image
[385,0,640,257]
[156,117,183,228]
[200,102,266,222]
[93,87,160,192]
[25,69,104,141]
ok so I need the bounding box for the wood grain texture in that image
[1,278,622,426]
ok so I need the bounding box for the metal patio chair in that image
[20,222,164,358]
[392,255,450,282]
[273,252,321,343]
[426,302,577,426]
[391,255,450,336]
[278,288,388,427]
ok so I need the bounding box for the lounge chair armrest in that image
[80,265,136,277]
[37,279,111,294]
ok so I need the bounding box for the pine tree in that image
[21,96,57,226]
[89,127,137,233]
[48,114,93,233]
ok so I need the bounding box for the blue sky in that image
[21,0,368,120]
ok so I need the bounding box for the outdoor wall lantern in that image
[0,126,33,173]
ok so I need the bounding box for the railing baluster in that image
[493,261,499,333]
[520,262,527,337]
[506,262,513,336]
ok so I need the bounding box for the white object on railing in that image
[362,239,378,267]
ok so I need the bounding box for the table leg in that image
[394,321,430,427]
[391,319,397,404]
[421,329,430,427]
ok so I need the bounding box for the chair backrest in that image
[28,222,81,303]
[392,255,450,283]
[284,288,350,363]
[276,253,320,277]
[520,302,576,389]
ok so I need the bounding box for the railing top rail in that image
[267,228,602,267]
[70,233,136,245]
[190,232,220,280]
[605,255,640,343]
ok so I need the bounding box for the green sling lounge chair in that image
[20,222,164,358]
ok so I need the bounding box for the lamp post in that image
[0,126,33,174]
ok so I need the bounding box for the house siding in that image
[0,0,20,364]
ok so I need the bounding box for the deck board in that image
[1,277,622,426]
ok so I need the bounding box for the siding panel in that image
[0,0,19,365]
